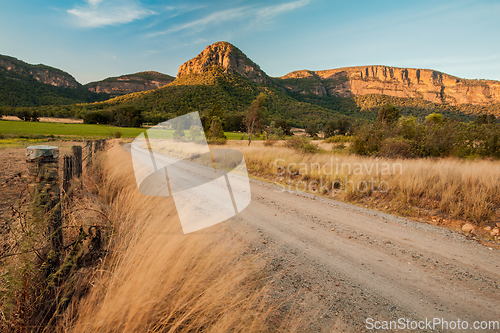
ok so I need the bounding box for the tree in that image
[475,114,497,125]
[16,109,31,121]
[31,110,40,122]
[204,103,224,133]
[305,122,319,138]
[266,121,284,139]
[84,111,110,125]
[245,93,267,146]
[337,117,351,135]
[377,103,400,124]
[488,114,497,124]
[425,113,443,124]
[275,118,291,136]
[189,125,202,141]
[224,114,246,132]
[112,106,143,127]
[323,120,337,138]
[324,117,352,137]
[174,118,186,140]
[209,116,225,139]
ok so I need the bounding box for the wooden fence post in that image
[26,145,63,266]
[86,141,93,168]
[71,145,82,178]
[63,155,75,193]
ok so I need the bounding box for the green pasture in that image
[0,119,145,138]
[0,119,258,144]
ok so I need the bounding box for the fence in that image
[26,139,108,264]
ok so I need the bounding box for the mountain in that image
[275,66,500,113]
[99,65,358,128]
[85,71,174,97]
[7,41,500,125]
[177,41,271,85]
[0,54,80,88]
[0,54,108,107]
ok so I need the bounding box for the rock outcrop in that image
[278,65,500,106]
[85,71,174,96]
[0,55,80,89]
[177,41,270,84]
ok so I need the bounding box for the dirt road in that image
[224,180,500,332]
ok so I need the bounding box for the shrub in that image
[264,138,276,146]
[351,126,383,155]
[114,131,122,138]
[207,137,227,145]
[285,136,319,154]
[379,138,413,158]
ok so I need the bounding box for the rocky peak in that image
[177,41,270,84]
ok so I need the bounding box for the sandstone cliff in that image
[0,54,80,89]
[177,41,271,84]
[85,71,174,96]
[278,66,500,106]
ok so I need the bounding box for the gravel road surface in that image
[226,180,500,332]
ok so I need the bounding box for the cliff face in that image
[279,66,500,105]
[177,41,270,84]
[85,71,174,96]
[0,55,80,89]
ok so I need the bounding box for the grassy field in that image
[0,119,257,142]
[0,119,145,138]
[0,143,300,332]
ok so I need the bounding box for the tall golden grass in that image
[235,144,500,226]
[59,145,284,332]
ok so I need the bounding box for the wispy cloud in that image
[257,0,310,19]
[148,6,249,38]
[68,0,155,28]
[148,0,311,38]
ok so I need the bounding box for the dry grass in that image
[59,145,285,333]
[2,116,84,124]
[227,143,500,227]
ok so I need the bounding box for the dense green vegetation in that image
[13,67,363,129]
[0,70,109,107]
[104,67,357,128]
[351,104,500,158]
[0,55,109,107]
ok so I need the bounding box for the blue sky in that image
[1,0,499,84]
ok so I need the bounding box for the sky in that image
[1,0,499,84]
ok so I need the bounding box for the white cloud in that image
[148,0,311,38]
[86,0,104,6]
[257,0,310,20]
[148,6,249,37]
[68,0,155,28]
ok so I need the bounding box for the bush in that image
[264,138,277,146]
[379,138,413,158]
[351,126,383,155]
[114,131,122,138]
[285,136,319,154]
[207,137,227,145]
